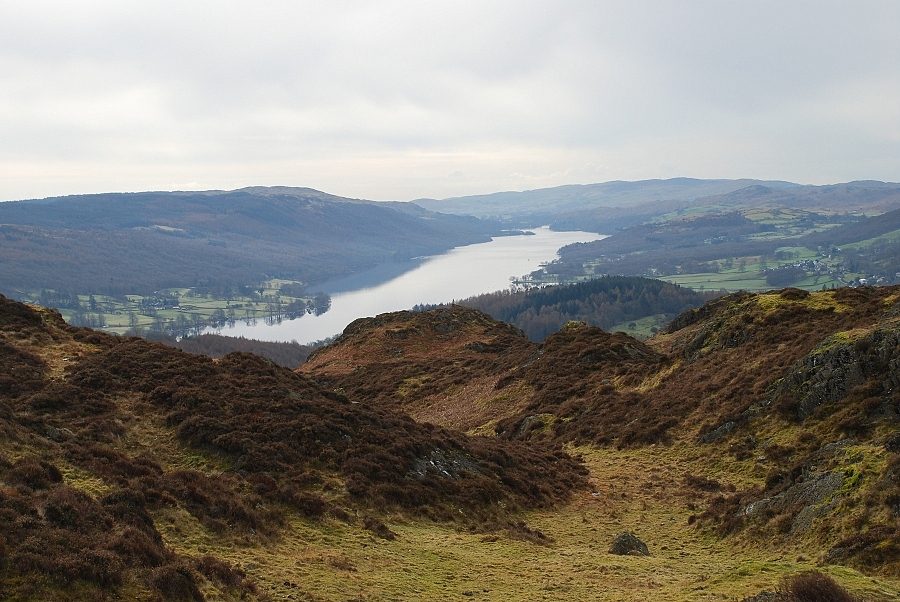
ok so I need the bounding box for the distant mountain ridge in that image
[0,186,501,296]
[415,178,802,220]
[709,180,900,212]
[416,178,900,231]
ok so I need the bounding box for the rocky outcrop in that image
[744,470,845,534]
[774,326,900,420]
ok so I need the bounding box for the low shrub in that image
[195,555,256,594]
[779,571,858,602]
[6,457,62,490]
[148,562,204,601]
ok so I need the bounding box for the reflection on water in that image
[204,227,604,343]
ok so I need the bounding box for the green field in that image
[661,264,844,293]
[642,244,846,293]
[609,313,671,339]
[21,279,326,336]
[840,227,900,250]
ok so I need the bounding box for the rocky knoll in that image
[304,286,899,575]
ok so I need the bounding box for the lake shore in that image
[204,227,605,344]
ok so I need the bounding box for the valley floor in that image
[156,445,900,601]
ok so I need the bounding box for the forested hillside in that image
[424,277,717,341]
[146,332,318,368]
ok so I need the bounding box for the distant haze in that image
[2,1,899,201]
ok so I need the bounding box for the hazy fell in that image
[416,178,900,232]
[415,178,801,219]
[0,187,501,296]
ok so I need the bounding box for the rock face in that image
[774,327,900,420]
[743,470,846,534]
[609,532,650,556]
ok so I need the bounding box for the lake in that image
[204,227,604,343]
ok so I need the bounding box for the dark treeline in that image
[419,276,717,341]
[764,265,809,287]
[144,333,320,368]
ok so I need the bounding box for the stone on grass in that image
[608,531,650,556]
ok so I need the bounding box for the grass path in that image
[157,445,900,601]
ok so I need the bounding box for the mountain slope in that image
[303,287,900,578]
[302,306,535,431]
[3,289,899,600]
[547,180,900,234]
[540,205,900,290]
[0,187,500,296]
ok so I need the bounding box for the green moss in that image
[58,462,112,498]
[836,444,885,497]
[397,375,429,398]
[755,290,851,315]
[810,328,871,355]
[842,466,864,492]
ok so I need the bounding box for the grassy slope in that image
[156,443,899,601]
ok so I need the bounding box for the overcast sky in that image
[1,1,898,201]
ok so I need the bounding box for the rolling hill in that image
[1,286,898,599]
[542,206,900,290]
[0,286,900,602]
[0,187,501,296]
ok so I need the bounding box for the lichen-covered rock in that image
[608,531,650,556]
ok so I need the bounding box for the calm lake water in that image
[205,227,604,343]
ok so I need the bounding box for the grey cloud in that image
[1,0,898,201]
